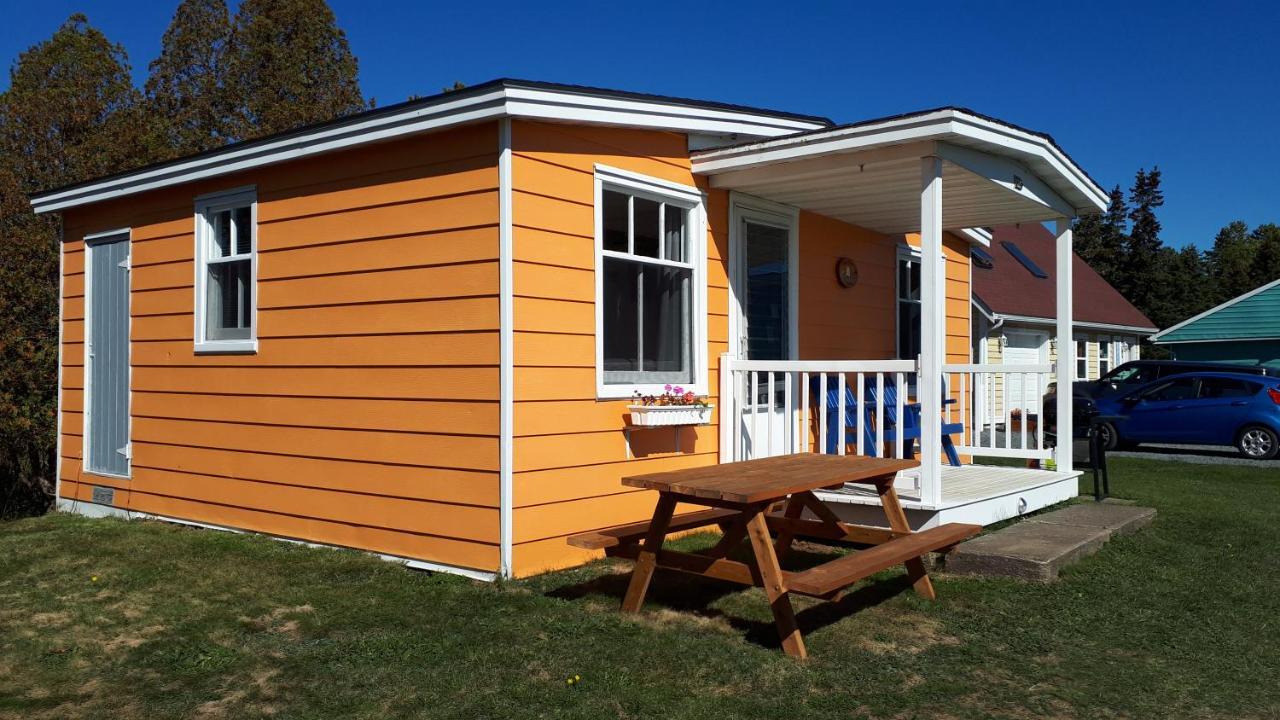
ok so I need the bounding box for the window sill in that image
[597,382,707,400]
[195,340,258,355]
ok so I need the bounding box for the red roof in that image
[973,224,1156,331]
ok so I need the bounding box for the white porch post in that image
[919,156,944,505]
[1054,218,1074,473]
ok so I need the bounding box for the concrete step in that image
[944,500,1155,582]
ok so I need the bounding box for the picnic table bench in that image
[568,454,980,658]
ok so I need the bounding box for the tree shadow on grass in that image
[544,541,916,653]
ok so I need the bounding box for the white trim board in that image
[989,312,1156,335]
[497,119,515,578]
[31,81,826,214]
[55,498,498,582]
[693,109,1108,215]
[1149,276,1280,343]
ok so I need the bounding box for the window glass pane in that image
[908,259,921,301]
[898,303,920,360]
[745,222,789,361]
[898,259,910,300]
[211,210,232,258]
[633,197,660,258]
[1144,377,1196,401]
[233,206,252,255]
[641,265,692,380]
[602,190,628,252]
[206,259,251,340]
[1200,378,1258,398]
[663,204,686,262]
[602,257,638,372]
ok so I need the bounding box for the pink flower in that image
[673,386,684,395]
[664,384,672,392]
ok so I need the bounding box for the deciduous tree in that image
[145,0,233,157]
[224,0,366,140]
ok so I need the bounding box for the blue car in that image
[1093,372,1280,460]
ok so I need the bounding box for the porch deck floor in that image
[818,464,1080,511]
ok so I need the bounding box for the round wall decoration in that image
[836,257,859,288]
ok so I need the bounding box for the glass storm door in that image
[741,218,793,457]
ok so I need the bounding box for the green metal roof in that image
[1152,278,1280,343]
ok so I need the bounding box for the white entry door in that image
[1003,330,1047,415]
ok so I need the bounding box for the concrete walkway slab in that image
[944,501,1156,582]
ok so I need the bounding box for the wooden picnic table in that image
[568,454,980,658]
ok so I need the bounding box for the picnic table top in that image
[621,454,919,504]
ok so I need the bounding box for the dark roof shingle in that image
[973,224,1156,331]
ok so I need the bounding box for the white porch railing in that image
[718,357,918,462]
[943,362,1054,461]
[718,357,1057,467]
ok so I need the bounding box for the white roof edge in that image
[1149,276,1280,342]
[691,108,1108,214]
[31,84,827,214]
[959,227,992,246]
[990,311,1158,335]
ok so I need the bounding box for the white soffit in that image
[30,81,828,214]
[692,109,1108,221]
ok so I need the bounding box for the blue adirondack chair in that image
[811,376,964,466]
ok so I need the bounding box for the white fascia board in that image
[31,86,825,214]
[693,109,1108,215]
[959,227,992,246]
[934,141,1075,219]
[1152,335,1280,345]
[1149,276,1280,341]
[995,312,1157,335]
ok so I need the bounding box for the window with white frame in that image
[195,187,257,352]
[596,168,703,395]
[896,252,922,361]
[1076,337,1089,380]
[1098,336,1112,375]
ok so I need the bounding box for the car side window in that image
[1198,378,1259,399]
[1141,377,1197,402]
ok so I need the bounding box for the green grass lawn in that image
[3,458,1279,719]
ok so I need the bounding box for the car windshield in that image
[1105,364,1153,385]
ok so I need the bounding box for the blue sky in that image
[3,0,1276,249]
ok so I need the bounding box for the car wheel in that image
[1236,425,1279,460]
[1095,422,1120,452]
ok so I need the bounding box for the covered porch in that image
[693,108,1109,527]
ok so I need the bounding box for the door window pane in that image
[1143,377,1197,402]
[1199,378,1259,399]
[745,222,789,361]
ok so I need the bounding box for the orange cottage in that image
[33,80,1109,579]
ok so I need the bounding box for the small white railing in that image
[943,362,1054,460]
[719,357,918,463]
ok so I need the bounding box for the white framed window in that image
[194,186,257,354]
[1075,337,1089,380]
[896,250,922,361]
[1098,335,1112,376]
[594,165,706,398]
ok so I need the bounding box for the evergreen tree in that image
[1122,168,1165,318]
[0,15,145,515]
[1250,223,1280,289]
[1072,184,1127,288]
[1158,244,1212,328]
[224,0,366,140]
[1206,220,1256,304]
[145,0,233,158]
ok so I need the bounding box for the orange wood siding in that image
[58,122,503,573]
[508,120,726,575]
[796,211,897,359]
